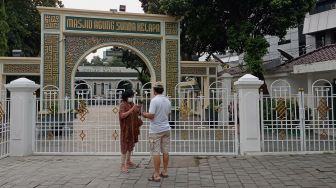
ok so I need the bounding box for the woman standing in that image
[119,90,141,173]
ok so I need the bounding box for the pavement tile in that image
[0,154,336,188]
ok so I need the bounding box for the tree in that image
[139,0,228,60]
[80,58,90,66]
[90,56,103,66]
[4,0,63,56]
[121,50,150,85]
[0,1,9,56]
[139,0,316,92]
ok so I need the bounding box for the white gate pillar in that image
[234,74,263,155]
[219,73,233,122]
[219,73,233,95]
[5,78,39,156]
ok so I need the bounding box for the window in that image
[310,0,336,14]
[298,24,307,55]
[278,39,291,45]
[101,83,105,95]
[332,31,336,44]
[93,83,96,95]
[316,34,326,48]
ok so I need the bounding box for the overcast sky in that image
[61,0,143,13]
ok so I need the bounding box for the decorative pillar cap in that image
[234,74,263,88]
[5,78,40,92]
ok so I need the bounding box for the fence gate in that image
[261,79,336,153]
[0,98,10,159]
[34,82,238,155]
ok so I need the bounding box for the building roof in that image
[283,44,336,66]
[218,66,246,77]
[75,72,138,77]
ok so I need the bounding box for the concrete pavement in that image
[1,154,336,187]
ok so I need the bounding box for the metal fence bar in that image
[262,79,336,153]
[0,99,10,159]
[34,92,238,155]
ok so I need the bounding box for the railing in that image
[0,99,10,159]
[34,93,238,155]
[261,79,336,153]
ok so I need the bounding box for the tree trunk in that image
[253,72,269,95]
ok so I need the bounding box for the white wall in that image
[265,71,336,95]
[264,28,300,62]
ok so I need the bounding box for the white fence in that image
[34,82,238,155]
[7,75,336,158]
[0,99,10,159]
[261,79,336,153]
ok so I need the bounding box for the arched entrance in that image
[117,80,133,91]
[71,43,155,99]
[38,7,180,99]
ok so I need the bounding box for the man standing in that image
[142,82,171,182]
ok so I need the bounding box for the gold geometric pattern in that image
[279,130,286,140]
[317,98,329,120]
[44,14,60,29]
[3,64,40,74]
[180,130,189,140]
[79,130,86,141]
[64,36,162,96]
[215,130,223,140]
[165,22,178,35]
[77,101,89,122]
[320,130,328,140]
[181,67,207,75]
[112,130,119,140]
[44,34,59,87]
[0,102,5,122]
[47,131,54,140]
[112,107,119,114]
[166,39,179,97]
[180,100,191,118]
[275,98,286,120]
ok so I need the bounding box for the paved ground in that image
[1,154,336,188]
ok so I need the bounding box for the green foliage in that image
[139,0,316,69]
[79,48,151,85]
[4,0,63,56]
[0,3,9,56]
[121,50,150,85]
[244,36,269,75]
[90,56,103,66]
[140,0,227,60]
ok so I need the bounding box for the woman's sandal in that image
[127,161,137,169]
[160,172,168,178]
[120,166,129,173]
[148,174,161,182]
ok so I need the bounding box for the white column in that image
[219,73,233,95]
[307,74,313,108]
[219,73,233,122]
[5,78,39,156]
[234,74,263,155]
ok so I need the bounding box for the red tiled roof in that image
[218,66,246,77]
[285,44,336,66]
